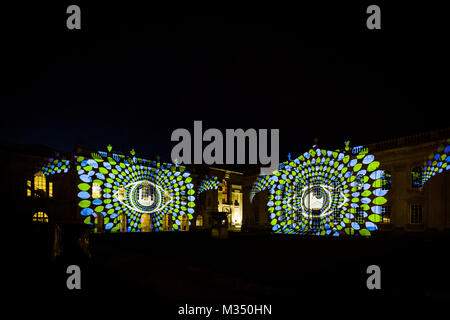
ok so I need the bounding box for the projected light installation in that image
[42,150,196,232]
[41,158,71,175]
[76,154,195,232]
[287,184,349,218]
[251,143,388,236]
[113,180,173,214]
[422,138,449,184]
[197,176,219,194]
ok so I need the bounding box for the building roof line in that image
[365,127,449,153]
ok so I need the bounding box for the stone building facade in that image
[243,128,449,233]
[4,127,449,235]
[365,129,449,232]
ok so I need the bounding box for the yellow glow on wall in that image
[196,215,203,227]
[34,172,46,192]
[27,180,31,197]
[49,182,53,198]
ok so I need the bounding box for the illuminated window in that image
[163,214,172,231]
[382,170,392,190]
[140,213,151,232]
[355,209,365,225]
[49,182,53,198]
[33,212,48,223]
[411,167,423,188]
[34,172,46,193]
[221,179,228,204]
[140,181,150,199]
[138,181,154,206]
[27,180,31,197]
[410,204,423,224]
[92,183,101,199]
[117,187,125,200]
[381,206,391,224]
[196,215,203,227]
[181,215,189,231]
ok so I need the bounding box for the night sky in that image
[1,3,448,164]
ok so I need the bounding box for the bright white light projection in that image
[287,184,350,218]
[113,180,173,214]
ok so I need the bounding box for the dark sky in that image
[1,2,448,164]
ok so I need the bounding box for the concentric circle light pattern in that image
[251,145,388,236]
[423,138,450,184]
[75,155,196,232]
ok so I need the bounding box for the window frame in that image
[410,203,423,224]
[195,215,203,227]
[355,209,365,225]
[34,172,47,194]
[381,205,391,224]
[33,212,49,223]
[92,182,101,199]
